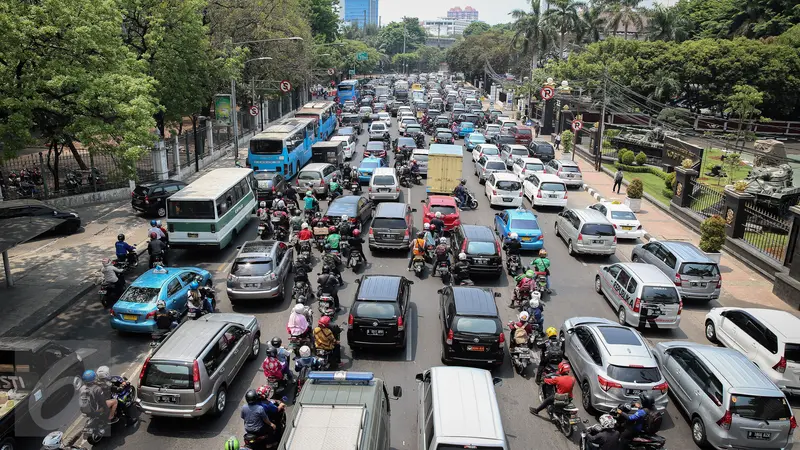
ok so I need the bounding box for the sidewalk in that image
[0,133,257,337]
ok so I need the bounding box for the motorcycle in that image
[511,286,532,310]
[317,288,336,318]
[297,239,313,261]
[412,255,426,277]
[454,189,479,210]
[350,180,361,194]
[451,267,474,286]
[607,405,667,450]
[258,220,271,240]
[347,248,364,272]
[274,224,289,242]
[150,253,164,268]
[292,279,311,303]
[65,170,82,194]
[243,408,286,450]
[539,377,580,438]
[98,280,124,308]
[313,226,329,252]
[323,249,342,269]
[433,260,451,284]
[510,344,533,376]
[506,254,522,277]
[186,306,207,321]
[83,377,138,445]
[534,272,549,296]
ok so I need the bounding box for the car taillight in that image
[368,187,372,192]
[495,239,501,255]
[537,190,542,198]
[637,225,642,230]
[633,298,641,313]
[397,316,404,331]
[538,235,544,241]
[192,360,201,392]
[350,218,357,223]
[320,179,325,186]
[612,224,618,229]
[144,195,150,205]
[145,310,156,319]
[674,274,682,286]
[577,233,583,242]
[109,307,115,317]
[678,301,683,315]
[774,356,787,373]
[446,329,454,345]
[519,191,523,197]
[131,191,135,198]
[613,235,617,244]
[716,275,722,289]
[564,191,568,199]
[557,170,562,177]
[348,314,354,325]
[790,416,797,435]
[295,179,299,185]
[139,356,150,384]
[369,227,374,236]
[492,189,497,195]
[652,381,669,393]
[598,375,623,392]
[717,410,732,430]
[498,332,505,344]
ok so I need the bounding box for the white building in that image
[420,18,472,36]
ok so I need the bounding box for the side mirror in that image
[415,373,424,382]
[236,246,242,250]
[392,386,403,398]
[494,213,500,217]
[566,328,574,335]
[557,212,564,217]
[407,280,415,285]
[492,377,503,387]
[494,292,502,298]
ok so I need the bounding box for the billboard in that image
[214,94,232,126]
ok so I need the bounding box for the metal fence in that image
[688,180,725,217]
[742,201,792,263]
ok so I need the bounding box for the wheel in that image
[554,222,561,238]
[594,276,602,294]
[157,206,167,217]
[86,433,102,446]
[469,200,479,209]
[211,386,227,416]
[618,307,627,325]
[248,333,261,360]
[631,255,639,262]
[691,416,709,448]
[0,437,16,450]
[560,415,574,438]
[705,320,718,343]
[567,240,575,256]
[440,349,451,365]
[581,380,597,415]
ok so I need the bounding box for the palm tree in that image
[647,4,689,41]
[544,0,585,58]
[643,69,682,102]
[606,0,645,40]
[510,0,549,72]
[576,5,606,44]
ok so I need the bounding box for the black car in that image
[449,225,502,278]
[347,275,412,349]
[394,137,417,153]
[253,171,286,204]
[529,140,556,162]
[0,199,82,234]
[324,195,373,229]
[390,102,402,117]
[439,286,505,367]
[131,179,187,217]
[492,133,517,147]
[433,131,455,145]
[364,140,388,159]
[340,114,363,134]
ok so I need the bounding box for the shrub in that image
[561,130,574,153]
[634,151,647,165]
[734,180,748,192]
[621,150,635,165]
[681,158,694,169]
[664,172,676,190]
[617,148,630,163]
[605,129,621,139]
[661,187,675,199]
[699,215,726,253]
[612,163,668,179]
[627,178,644,199]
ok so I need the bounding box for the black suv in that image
[131,179,187,217]
[439,286,505,367]
[340,114,363,134]
[450,225,502,278]
[529,140,555,162]
[347,275,412,349]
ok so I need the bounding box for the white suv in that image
[369,122,389,140]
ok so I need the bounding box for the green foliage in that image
[724,152,742,181]
[613,162,668,179]
[725,85,763,120]
[544,0,584,58]
[681,158,694,168]
[606,0,647,41]
[657,108,693,127]
[634,151,648,165]
[647,5,690,42]
[674,0,800,39]
[560,130,574,153]
[377,18,427,55]
[330,40,382,75]
[414,46,445,72]
[463,21,491,37]
[306,0,340,42]
[627,178,644,199]
[775,24,800,48]
[391,53,419,70]
[699,215,726,253]
[665,172,677,190]
[662,187,676,199]
[620,149,635,165]
[605,129,621,139]
[734,180,749,192]
[446,29,516,81]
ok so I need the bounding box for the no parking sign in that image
[571,119,583,132]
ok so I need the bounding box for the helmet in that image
[96,366,110,380]
[150,232,158,239]
[329,226,337,233]
[189,281,199,290]
[270,337,282,348]
[156,300,166,309]
[245,389,259,405]
[545,327,558,338]
[509,232,518,240]
[558,361,571,375]
[530,297,540,308]
[526,270,536,278]
[318,316,331,327]
[423,222,430,230]
[351,165,357,170]
[301,222,309,229]
[332,174,338,181]
[42,431,65,450]
[259,201,266,208]
[294,210,301,216]
[81,370,96,383]
[306,191,313,197]
[256,385,273,399]
[293,304,306,314]
[439,237,447,244]
[460,179,466,185]
[519,311,530,322]
[156,220,162,227]
[538,249,547,257]
[266,347,278,358]
[599,414,615,430]
[352,229,361,237]
[150,220,157,227]
[435,212,442,219]
[341,215,349,221]
[322,265,330,274]
[299,346,311,357]
[314,211,322,218]
[639,392,656,409]
[225,437,240,450]
[417,231,424,238]
[117,234,125,241]
[458,252,467,261]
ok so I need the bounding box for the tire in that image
[0,437,16,450]
[691,416,709,448]
[560,415,574,438]
[705,320,718,343]
[581,380,597,415]
[469,200,478,209]
[554,222,561,238]
[567,240,575,256]
[631,255,639,262]
[248,333,261,360]
[440,349,451,365]
[86,433,102,446]
[594,275,602,294]
[211,386,227,417]
[618,307,627,326]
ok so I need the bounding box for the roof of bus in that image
[299,101,335,111]
[338,80,358,86]
[167,168,253,200]
[255,117,315,138]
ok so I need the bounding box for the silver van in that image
[555,208,616,257]
[546,159,583,188]
[416,366,508,450]
[631,240,721,302]
[411,149,429,176]
[368,167,400,201]
[595,262,682,329]
[138,314,261,418]
[369,202,414,251]
[297,163,339,196]
[653,341,795,449]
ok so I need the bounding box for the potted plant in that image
[625,178,644,212]
[733,180,748,193]
[699,215,725,263]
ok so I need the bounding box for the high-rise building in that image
[421,18,472,36]
[446,6,479,22]
[344,0,379,28]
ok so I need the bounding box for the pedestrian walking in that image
[554,133,562,151]
[613,168,624,194]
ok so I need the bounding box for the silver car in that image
[226,240,293,303]
[545,159,583,188]
[561,317,669,413]
[474,155,508,185]
[594,262,682,329]
[631,240,721,302]
[555,208,616,257]
[297,163,339,196]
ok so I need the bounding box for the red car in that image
[421,196,461,231]
[509,125,533,146]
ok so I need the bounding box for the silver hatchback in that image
[226,240,293,303]
[545,159,583,188]
[561,317,669,414]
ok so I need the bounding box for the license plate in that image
[99,289,107,295]
[592,240,604,244]
[271,217,280,222]
[366,329,385,336]
[244,283,260,288]
[521,237,532,242]
[645,307,664,316]
[467,345,485,352]
[748,432,771,440]
[503,197,513,202]
[379,189,389,193]
[188,233,198,238]
[691,282,707,287]
[381,234,393,239]
[625,389,642,396]
[123,314,137,321]
[156,395,178,403]
[258,226,265,231]
[622,226,633,230]
[474,259,488,264]
[548,194,559,198]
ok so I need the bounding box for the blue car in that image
[465,132,486,151]
[494,208,544,251]
[358,157,386,183]
[457,121,475,138]
[110,266,212,333]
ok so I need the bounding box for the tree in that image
[674,0,799,39]
[577,5,606,44]
[446,30,516,81]
[330,39,382,75]
[306,0,340,42]
[377,18,427,56]
[463,21,491,37]
[643,69,682,102]
[544,0,585,58]
[511,0,550,73]
[724,84,763,151]
[415,46,445,72]
[606,0,646,40]
[647,4,690,41]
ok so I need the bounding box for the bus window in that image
[233,182,243,201]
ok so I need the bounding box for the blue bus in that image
[247,117,318,178]
[336,80,359,104]
[295,101,338,141]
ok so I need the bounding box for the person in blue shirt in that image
[303,191,318,215]
[241,390,275,437]
[115,234,136,264]
[617,392,654,450]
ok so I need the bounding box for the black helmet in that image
[245,389,259,405]
[117,234,125,241]
[266,347,278,358]
[460,179,466,185]
[322,265,330,274]
[270,337,282,348]
[639,392,655,409]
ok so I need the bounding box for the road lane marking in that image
[405,313,414,361]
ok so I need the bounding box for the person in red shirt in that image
[297,223,313,242]
[530,361,574,415]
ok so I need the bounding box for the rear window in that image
[679,263,720,277]
[486,162,506,171]
[134,186,150,196]
[511,149,528,157]
[354,301,398,319]
[298,171,321,180]
[142,362,192,389]
[250,139,284,155]
[372,218,407,229]
[606,365,662,383]
[730,395,792,421]
[454,317,499,334]
[430,205,456,215]
[598,326,641,345]
[641,286,680,304]
[581,223,615,236]
[397,138,415,147]
[361,161,380,170]
[467,241,497,256]
[366,142,384,151]
[118,287,160,304]
[534,144,555,154]
[784,343,800,363]
[611,211,637,220]
[495,180,521,191]
[516,129,532,136]
[510,219,539,230]
[168,200,215,220]
[372,175,395,186]
[526,163,544,171]
[561,166,581,173]
[480,147,499,155]
[412,154,428,162]
[541,182,566,192]
[371,124,385,130]
[231,258,273,276]
[436,132,453,139]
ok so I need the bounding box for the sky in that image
[377,1,533,26]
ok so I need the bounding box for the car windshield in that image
[486,161,506,171]
[359,107,372,113]
[534,144,554,154]
[250,139,284,155]
[610,210,637,220]
[495,180,521,191]
[641,286,680,304]
[606,365,662,383]
[361,161,380,170]
[354,301,397,320]
[141,362,191,389]
[407,126,422,133]
[461,122,474,128]
[342,117,358,124]
[373,175,395,186]
[119,287,160,304]
[402,119,416,125]
[371,124,385,131]
[581,224,615,236]
[372,218,407,229]
[730,395,791,421]
[510,219,539,230]
[437,133,453,139]
[679,263,720,277]
[168,200,215,220]
[397,139,415,148]
[298,171,321,181]
[454,317,499,334]
[467,241,497,255]
[366,142,384,150]
[231,258,273,276]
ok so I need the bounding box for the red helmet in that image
[558,361,571,375]
[149,232,158,239]
[318,316,331,327]
[256,385,273,399]
[328,226,337,233]
[352,229,361,237]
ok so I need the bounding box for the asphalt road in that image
[19,114,792,450]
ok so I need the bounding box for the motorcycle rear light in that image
[498,332,505,344]
[774,356,787,374]
[397,316,404,331]
[717,410,732,430]
[598,375,623,392]
[674,274,682,286]
[139,356,150,384]
[652,381,669,393]
[348,314,354,325]
[319,179,325,186]
[446,329,454,345]
[192,360,201,392]
[633,297,641,313]
[131,191,135,198]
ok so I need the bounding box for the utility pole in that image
[402,23,407,74]
[231,78,239,165]
[595,67,608,171]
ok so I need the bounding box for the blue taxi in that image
[494,208,544,250]
[109,266,212,333]
[456,121,476,138]
[358,157,386,183]
[464,132,486,151]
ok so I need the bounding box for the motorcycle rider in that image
[314,316,342,367]
[287,304,311,340]
[530,249,552,293]
[433,237,450,269]
[147,231,168,267]
[349,165,359,184]
[452,253,471,284]
[422,223,436,248]
[509,311,533,350]
[325,225,342,252]
[617,393,658,450]
[289,210,304,234]
[527,295,545,331]
[346,229,367,264]
[586,414,620,450]
[297,222,313,243]
[303,191,319,216]
[273,207,290,237]
[79,370,117,424]
[503,232,523,258]
[513,270,536,306]
[261,347,290,381]
[429,212,446,236]
[283,184,298,206]
[241,389,276,439]
[317,266,341,310]
[268,337,294,381]
[409,159,420,179]
[529,361,574,415]
[327,175,342,199]
[255,385,286,425]
[186,281,206,313]
[95,366,136,426]
[100,258,125,297]
[337,215,354,238]
[114,234,136,265]
[294,345,322,373]
[147,219,166,241]
[271,196,287,212]
[257,201,269,220]
[407,231,427,270]
[535,327,565,383]
[154,300,179,331]
[452,179,467,206]
[310,211,329,230]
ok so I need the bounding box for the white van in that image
[368,167,400,201]
[416,366,508,450]
[485,172,523,208]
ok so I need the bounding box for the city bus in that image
[247,117,318,178]
[295,101,338,140]
[336,80,359,104]
[166,168,256,250]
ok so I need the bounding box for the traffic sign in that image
[540,86,555,100]
[357,52,368,61]
[249,105,259,117]
[327,68,335,76]
[279,80,292,93]
[571,119,583,132]
[348,69,356,76]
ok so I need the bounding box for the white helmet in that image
[341,215,349,221]
[599,414,615,429]
[156,300,166,309]
[529,297,540,309]
[42,431,64,450]
[301,222,309,229]
[458,252,467,261]
[423,222,430,230]
[293,304,306,314]
[260,201,266,208]
[509,232,519,240]
[96,366,111,381]
[519,311,530,322]
[299,346,312,357]
[531,291,542,302]
[439,237,447,244]
[435,212,442,219]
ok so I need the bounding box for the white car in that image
[377,112,392,127]
[522,173,567,209]
[398,117,417,134]
[510,157,545,178]
[330,135,356,160]
[484,172,523,208]
[587,201,645,239]
[705,307,800,395]
[397,106,413,117]
[472,144,500,163]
